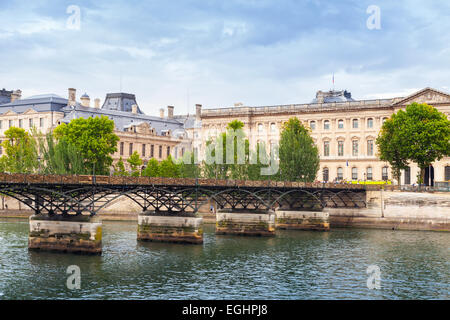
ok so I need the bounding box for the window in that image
[323,168,329,182]
[270,123,276,133]
[167,146,170,157]
[120,142,124,156]
[338,141,344,156]
[338,119,344,129]
[382,166,389,181]
[310,121,316,130]
[129,143,133,155]
[258,123,263,133]
[352,167,358,180]
[352,140,358,156]
[323,141,330,157]
[9,120,13,128]
[382,117,388,124]
[174,147,178,159]
[337,167,343,180]
[182,148,185,157]
[323,120,330,130]
[367,118,373,128]
[150,145,154,158]
[404,167,411,184]
[142,144,146,157]
[40,118,44,127]
[19,119,23,128]
[352,119,359,129]
[367,140,374,156]
[0,120,2,129]
[159,145,162,158]
[367,167,373,180]
[29,118,33,128]
[445,166,450,181]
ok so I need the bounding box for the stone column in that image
[275,210,330,231]
[216,209,276,236]
[28,215,102,254]
[137,212,203,244]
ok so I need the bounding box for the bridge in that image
[0,173,368,217]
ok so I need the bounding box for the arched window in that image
[352,119,359,129]
[338,140,344,156]
[338,119,344,129]
[382,117,388,124]
[367,118,373,128]
[352,167,358,180]
[337,167,343,181]
[367,140,374,156]
[258,123,263,133]
[323,168,329,182]
[352,140,359,156]
[310,121,316,130]
[270,123,276,133]
[323,141,330,156]
[324,120,330,130]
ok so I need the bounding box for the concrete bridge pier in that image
[137,211,203,244]
[28,215,102,254]
[216,209,276,236]
[275,210,330,231]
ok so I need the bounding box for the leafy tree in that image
[127,151,143,177]
[178,151,201,178]
[142,158,160,177]
[113,157,128,176]
[1,127,38,173]
[54,116,119,175]
[376,117,409,184]
[379,102,450,185]
[38,132,86,175]
[248,142,271,181]
[278,118,320,182]
[158,155,180,178]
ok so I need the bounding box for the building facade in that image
[199,87,450,185]
[0,88,197,171]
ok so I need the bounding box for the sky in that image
[1,0,450,116]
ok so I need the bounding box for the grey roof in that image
[311,90,355,103]
[0,94,68,114]
[101,93,144,114]
[0,89,13,104]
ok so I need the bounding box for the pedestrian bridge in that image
[0,173,368,217]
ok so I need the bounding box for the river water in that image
[0,219,448,300]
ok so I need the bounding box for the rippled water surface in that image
[0,219,448,299]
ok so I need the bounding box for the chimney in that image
[160,108,165,118]
[195,104,202,121]
[167,106,174,119]
[80,93,90,107]
[132,104,138,114]
[68,88,76,107]
[10,89,22,103]
[94,98,101,108]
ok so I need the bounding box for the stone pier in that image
[28,215,102,254]
[216,209,276,236]
[275,210,330,231]
[137,212,203,244]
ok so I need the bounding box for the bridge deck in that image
[0,173,377,190]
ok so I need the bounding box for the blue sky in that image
[1,0,450,116]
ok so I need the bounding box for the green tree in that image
[376,117,409,184]
[248,142,271,181]
[54,116,119,175]
[158,155,180,178]
[1,127,38,173]
[113,157,128,176]
[178,151,201,178]
[379,102,450,185]
[278,118,320,182]
[38,132,86,175]
[142,158,160,177]
[127,151,143,176]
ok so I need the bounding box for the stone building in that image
[0,88,197,171]
[199,87,450,185]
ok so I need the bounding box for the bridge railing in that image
[0,173,368,190]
